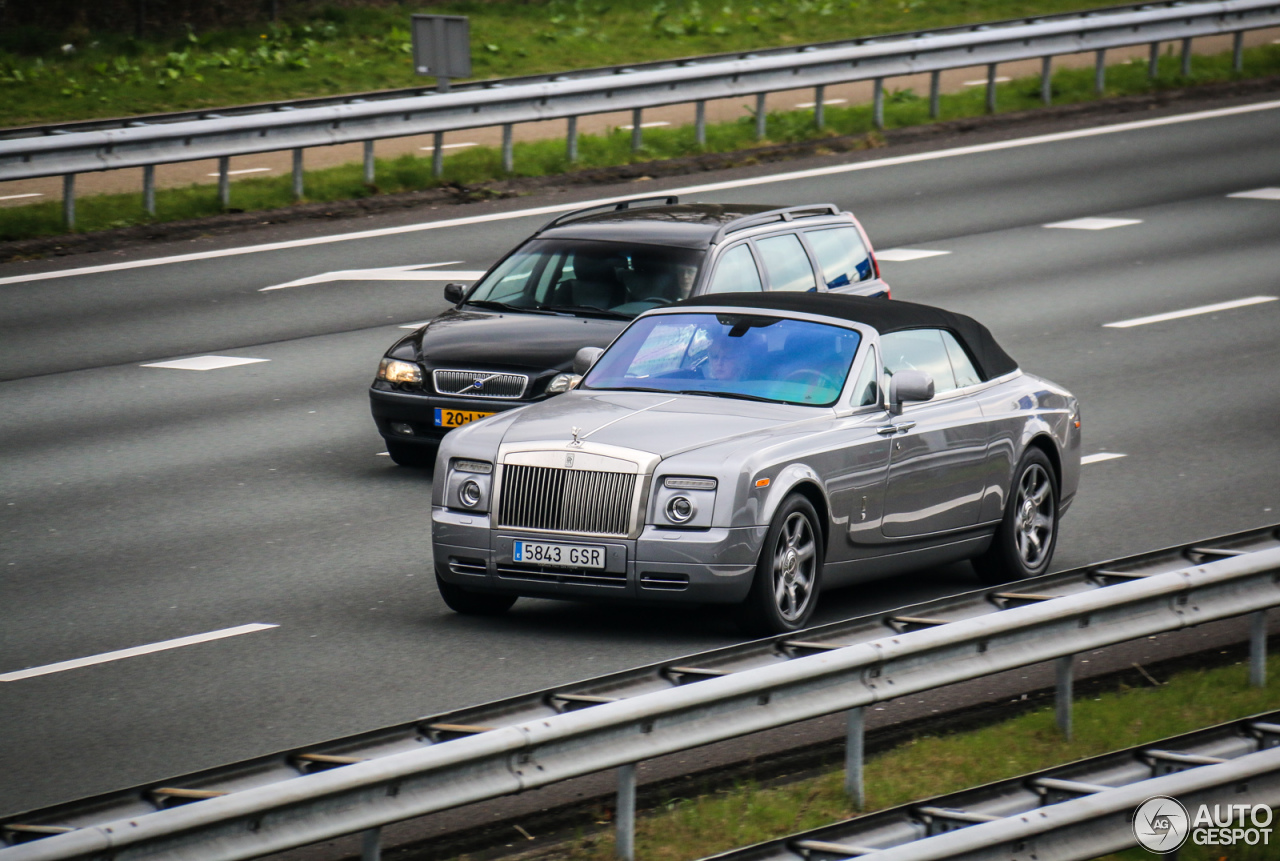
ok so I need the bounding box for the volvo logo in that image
[470,373,500,391]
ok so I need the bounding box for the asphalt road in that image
[2,97,1279,818]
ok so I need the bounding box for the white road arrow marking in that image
[259,261,485,291]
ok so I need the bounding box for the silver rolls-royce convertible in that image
[431,292,1081,634]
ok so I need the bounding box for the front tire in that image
[974,448,1059,585]
[737,494,823,636]
[435,572,517,616]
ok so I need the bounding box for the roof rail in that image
[535,195,680,234]
[710,203,843,245]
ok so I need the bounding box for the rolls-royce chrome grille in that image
[433,369,528,399]
[498,464,636,536]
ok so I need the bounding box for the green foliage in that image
[2,39,1277,243]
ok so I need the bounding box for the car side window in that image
[851,345,880,407]
[755,233,818,292]
[880,329,959,393]
[705,244,764,294]
[804,226,873,288]
[941,330,983,388]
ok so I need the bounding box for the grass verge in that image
[3,41,1277,246]
[530,655,1280,861]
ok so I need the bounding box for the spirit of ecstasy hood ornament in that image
[568,426,584,447]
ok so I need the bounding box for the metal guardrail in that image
[699,710,1280,861]
[1,524,1279,861]
[1,0,1277,227]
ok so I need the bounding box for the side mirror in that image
[573,346,605,376]
[888,370,934,415]
[443,283,466,305]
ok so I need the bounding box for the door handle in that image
[893,421,916,434]
[877,421,916,436]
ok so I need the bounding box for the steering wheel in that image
[782,368,838,390]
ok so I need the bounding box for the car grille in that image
[498,464,636,536]
[496,565,626,588]
[433,369,528,399]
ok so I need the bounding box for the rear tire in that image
[435,571,517,616]
[973,447,1059,585]
[386,439,437,468]
[737,494,823,636]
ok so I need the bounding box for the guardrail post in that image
[1094,49,1106,94]
[814,84,825,129]
[62,174,75,229]
[755,93,767,140]
[292,148,304,201]
[845,706,866,809]
[432,131,444,179]
[567,116,579,163]
[1181,37,1193,76]
[632,108,644,152]
[617,762,636,861]
[1251,611,1268,688]
[1056,655,1074,739]
[143,164,156,215]
[929,70,941,118]
[218,156,231,209]
[363,140,375,186]
[1149,41,1161,78]
[873,78,884,130]
[361,827,381,861]
[695,100,707,146]
[1233,31,1245,73]
[502,124,514,173]
[985,63,998,114]
[1040,56,1052,105]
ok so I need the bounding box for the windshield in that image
[466,239,702,318]
[582,313,861,406]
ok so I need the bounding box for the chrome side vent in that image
[498,465,636,536]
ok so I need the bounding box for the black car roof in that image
[539,204,817,249]
[674,291,1020,380]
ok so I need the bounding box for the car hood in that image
[492,390,821,458]
[415,307,627,371]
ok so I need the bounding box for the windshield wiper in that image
[674,389,776,403]
[538,304,633,320]
[463,299,554,314]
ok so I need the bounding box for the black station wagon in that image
[369,196,890,465]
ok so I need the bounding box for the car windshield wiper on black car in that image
[538,304,633,320]
[463,299,555,314]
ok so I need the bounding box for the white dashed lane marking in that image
[418,142,479,152]
[206,167,273,177]
[1228,188,1280,200]
[877,248,952,262]
[142,356,270,371]
[1044,217,1142,230]
[964,76,1012,86]
[0,192,43,201]
[620,122,671,130]
[794,99,847,108]
[0,624,278,682]
[1081,452,1127,465]
[1104,296,1278,329]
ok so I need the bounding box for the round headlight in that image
[459,479,482,508]
[665,495,695,524]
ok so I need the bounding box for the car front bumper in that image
[369,386,528,445]
[432,507,767,604]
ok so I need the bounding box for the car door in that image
[878,329,990,538]
[825,343,894,552]
[702,242,766,294]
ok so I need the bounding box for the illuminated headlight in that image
[547,373,582,394]
[459,479,482,508]
[377,358,422,384]
[665,496,695,524]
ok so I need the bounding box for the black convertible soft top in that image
[675,291,1019,380]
